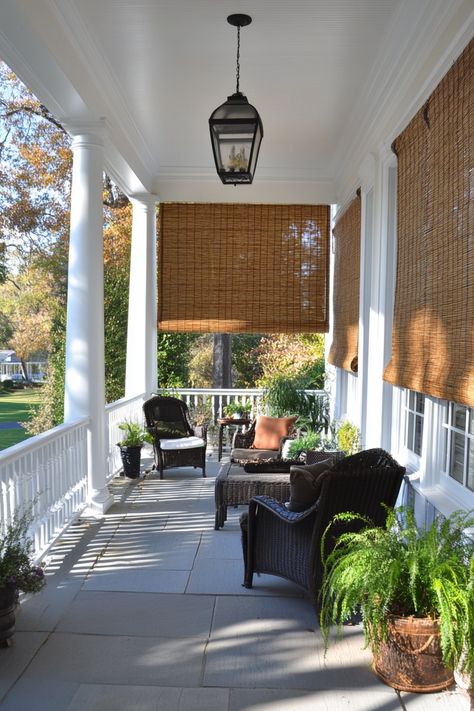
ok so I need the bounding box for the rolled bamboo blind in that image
[384,38,473,407]
[158,203,330,334]
[327,193,361,372]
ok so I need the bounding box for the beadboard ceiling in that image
[0,0,472,201]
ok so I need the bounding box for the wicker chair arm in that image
[192,423,208,442]
[277,434,297,457]
[232,420,256,448]
[249,495,320,524]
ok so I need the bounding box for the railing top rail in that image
[105,392,147,412]
[156,387,327,396]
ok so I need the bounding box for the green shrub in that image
[287,431,321,458]
[263,375,307,418]
[336,420,361,455]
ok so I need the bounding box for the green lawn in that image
[0,388,42,451]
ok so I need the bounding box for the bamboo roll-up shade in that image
[158,203,330,334]
[384,38,473,407]
[327,194,361,372]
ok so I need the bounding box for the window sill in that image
[408,477,472,519]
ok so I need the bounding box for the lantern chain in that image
[236,25,241,93]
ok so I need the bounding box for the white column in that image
[357,153,377,449]
[64,126,113,515]
[125,195,158,399]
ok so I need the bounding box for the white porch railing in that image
[157,387,326,422]
[0,393,147,558]
[0,419,89,557]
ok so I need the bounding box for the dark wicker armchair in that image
[241,448,405,606]
[143,396,207,479]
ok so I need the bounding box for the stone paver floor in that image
[0,452,470,710]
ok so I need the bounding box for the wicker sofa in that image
[231,418,296,462]
[240,448,405,606]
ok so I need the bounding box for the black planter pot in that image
[118,444,143,478]
[0,587,17,647]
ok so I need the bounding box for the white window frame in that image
[393,391,474,516]
[440,402,474,502]
[403,390,425,457]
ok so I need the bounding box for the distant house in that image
[0,350,46,382]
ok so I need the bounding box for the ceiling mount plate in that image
[227,14,252,28]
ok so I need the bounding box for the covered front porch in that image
[0,1,473,707]
[1,451,468,710]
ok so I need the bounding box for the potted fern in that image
[320,506,474,693]
[117,420,153,479]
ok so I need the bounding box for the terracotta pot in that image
[0,587,17,647]
[373,615,454,693]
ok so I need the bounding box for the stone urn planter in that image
[373,615,454,692]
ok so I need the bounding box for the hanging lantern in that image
[209,14,263,185]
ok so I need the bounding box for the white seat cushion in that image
[159,436,205,451]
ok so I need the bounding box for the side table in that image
[217,417,251,461]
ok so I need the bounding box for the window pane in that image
[444,403,451,426]
[407,412,414,449]
[414,415,423,455]
[409,391,415,410]
[449,432,465,484]
[443,427,448,471]
[467,439,474,492]
[453,404,467,430]
[469,408,474,436]
[415,393,425,414]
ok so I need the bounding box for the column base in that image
[83,486,114,517]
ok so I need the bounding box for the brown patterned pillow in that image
[287,457,335,512]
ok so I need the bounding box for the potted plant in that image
[263,375,306,417]
[117,420,153,479]
[223,401,252,420]
[335,419,361,455]
[320,506,474,693]
[286,431,321,459]
[0,507,46,646]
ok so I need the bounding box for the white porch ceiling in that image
[0,0,472,202]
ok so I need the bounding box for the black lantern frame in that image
[209,14,264,185]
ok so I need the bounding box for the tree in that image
[187,335,213,387]
[231,334,263,386]
[0,61,134,430]
[256,333,325,389]
[157,333,199,388]
[103,201,132,402]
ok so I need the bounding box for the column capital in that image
[129,193,159,210]
[64,119,106,148]
[378,139,397,168]
[358,152,377,192]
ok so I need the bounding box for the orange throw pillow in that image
[251,415,297,450]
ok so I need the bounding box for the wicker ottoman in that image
[214,461,291,529]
